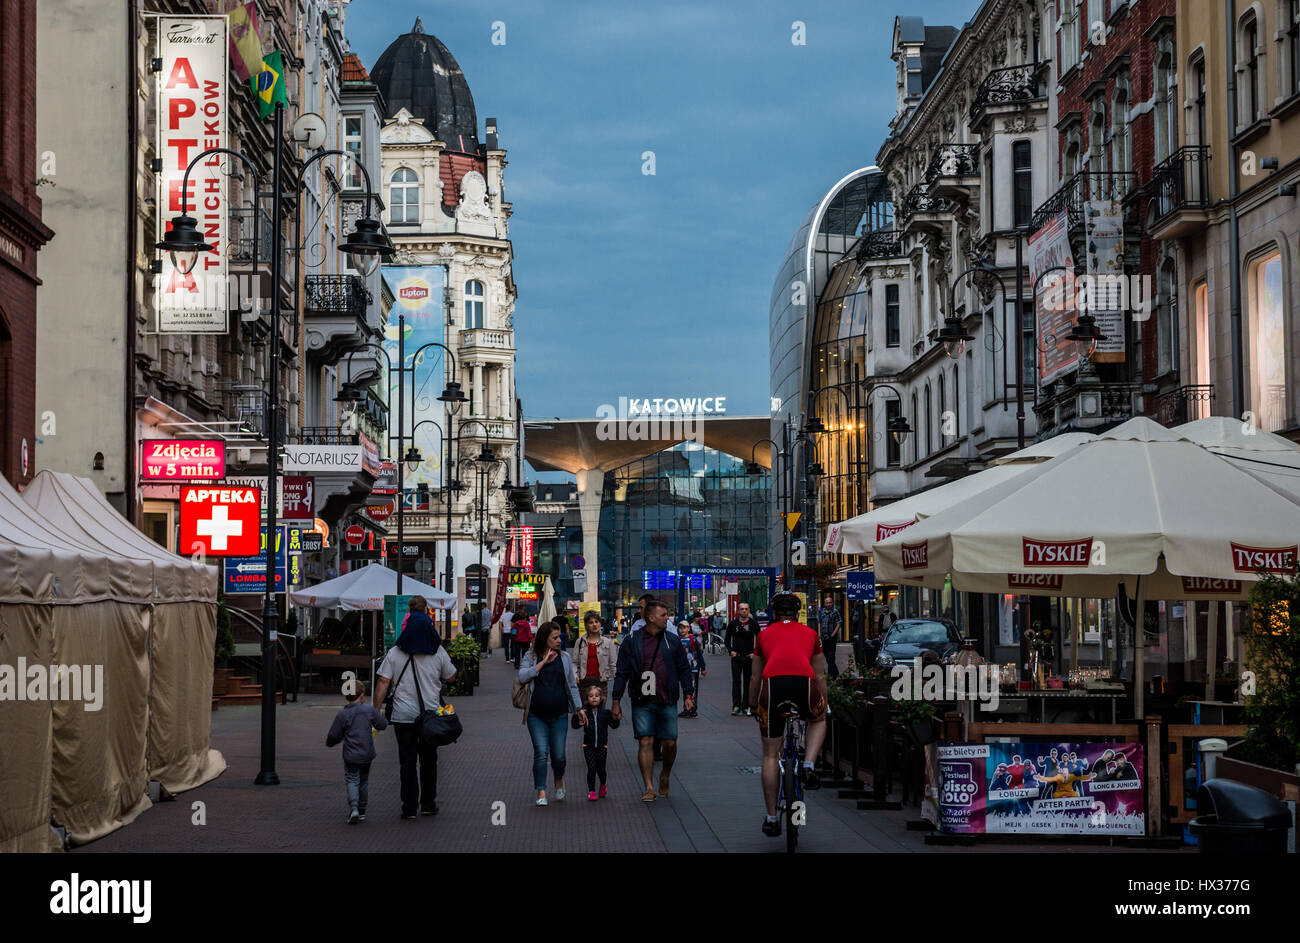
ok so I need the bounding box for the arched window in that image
[1153,45,1176,162]
[464,280,485,329]
[1111,72,1131,174]
[1240,12,1261,125]
[952,363,960,437]
[937,374,946,444]
[924,385,932,457]
[911,392,919,463]
[1189,53,1208,147]
[1248,250,1286,432]
[389,168,419,223]
[1088,98,1108,173]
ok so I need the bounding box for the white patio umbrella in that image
[874,417,1300,717]
[1174,416,1300,502]
[538,576,557,623]
[288,563,456,611]
[826,432,1097,553]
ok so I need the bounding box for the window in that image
[1291,0,1300,96]
[952,364,960,437]
[937,374,946,443]
[1087,0,1103,44]
[1154,47,1176,161]
[885,284,900,347]
[924,385,932,456]
[1021,301,1036,390]
[1060,2,1081,72]
[905,56,923,97]
[389,168,419,223]
[1157,258,1177,377]
[1013,140,1033,228]
[911,393,919,463]
[1089,99,1108,173]
[1111,73,1131,173]
[464,280,485,329]
[1248,251,1286,432]
[1242,14,1261,124]
[985,150,996,231]
[885,398,901,467]
[1193,279,1209,386]
[343,117,363,189]
[1192,56,1207,147]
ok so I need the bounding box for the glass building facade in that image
[597,442,771,610]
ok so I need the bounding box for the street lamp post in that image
[159,107,393,787]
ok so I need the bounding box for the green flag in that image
[250,50,287,119]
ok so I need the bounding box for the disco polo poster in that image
[937,741,1145,836]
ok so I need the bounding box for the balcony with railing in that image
[925,143,980,199]
[969,62,1043,124]
[898,181,954,232]
[293,427,360,445]
[1029,171,1138,236]
[1035,378,1144,435]
[304,274,371,365]
[1155,384,1215,426]
[459,329,514,353]
[1148,146,1211,240]
[855,229,905,261]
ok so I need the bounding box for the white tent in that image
[826,432,1097,553]
[289,563,456,611]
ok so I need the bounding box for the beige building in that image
[1155,0,1300,437]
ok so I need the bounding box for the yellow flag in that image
[783,511,801,532]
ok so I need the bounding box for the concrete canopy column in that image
[575,467,603,603]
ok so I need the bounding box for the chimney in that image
[486,118,498,150]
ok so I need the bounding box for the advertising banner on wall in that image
[154,15,228,333]
[142,439,225,480]
[937,741,1145,836]
[381,266,447,489]
[1083,200,1127,363]
[1028,210,1076,386]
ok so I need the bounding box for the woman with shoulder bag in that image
[373,597,457,820]
[517,621,583,806]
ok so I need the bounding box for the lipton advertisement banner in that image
[381,266,447,490]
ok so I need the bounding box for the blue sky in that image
[349,0,978,467]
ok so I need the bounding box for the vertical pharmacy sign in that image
[155,15,228,333]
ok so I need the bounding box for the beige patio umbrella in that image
[826,433,1096,554]
[538,576,557,624]
[1175,416,1300,502]
[874,417,1300,718]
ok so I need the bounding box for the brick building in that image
[1029,0,1186,435]
[0,0,54,488]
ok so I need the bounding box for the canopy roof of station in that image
[524,416,774,475]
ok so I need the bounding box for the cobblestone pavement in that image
[76,648,1180,853]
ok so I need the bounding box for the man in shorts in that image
[749,592,827,837]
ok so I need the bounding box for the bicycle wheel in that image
[783,764,799,853]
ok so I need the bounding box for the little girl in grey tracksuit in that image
[572,684,620,799]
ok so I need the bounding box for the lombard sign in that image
[142,439,224,480]
[154,15,228,333]
[281,444,364,472]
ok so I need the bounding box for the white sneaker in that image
[536,796,548,806]
[555,787,566,800]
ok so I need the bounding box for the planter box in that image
[1217,754,1300,805]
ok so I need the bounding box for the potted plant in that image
[445,633,481,697]
[893,696,938,745]
[1232,570,1300,776]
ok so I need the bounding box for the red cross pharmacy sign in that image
[179,485,261,556]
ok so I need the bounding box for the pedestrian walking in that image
[512,607,532,669]
[553,613,571,651]
[462,604,475,641]
[611,600,694,802]
[631,592,679,635]
[817,593,843,678]
[677,620,707,717]
[724,601,760,715]
[325,680,388,824]
[573,610,617,694]
[478,603,492,656]
[498,607,516,663]
[372,596,457,819]
[572,683,620,800]
[849,603,866,670]
[518,621,583,806]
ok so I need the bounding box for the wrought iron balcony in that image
[1147,146,1211,238]
[899,182,954,222]
[1029,171,1138,235]
[970,62,1042,121]
[855,229,904,261]
[1156,384,1215,426]
[925,143,979,185]
[304,274,370,318]
[294,427,360,445]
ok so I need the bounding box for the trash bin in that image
[1189,779,1293,854]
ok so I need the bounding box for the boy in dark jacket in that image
[572,683,621,800]
[326,681,388,823]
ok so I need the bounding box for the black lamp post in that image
[159,108,392,787]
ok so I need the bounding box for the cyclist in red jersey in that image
[748,592,827,837]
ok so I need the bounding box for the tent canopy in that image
[289,563,456,611]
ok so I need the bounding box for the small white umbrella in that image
[827,432,1097,553]
[538,576,557,623]
[1175,416,1300,502]
[288,563,456,611]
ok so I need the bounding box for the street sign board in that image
[345,525,365,546]
[300,532,324,553]
[572,568,588,594]
[143,440,225,480]
[846,570,876,601]
[282,476,314,519]
[572,553,586,570]
[281,444,364,473]
[222,524,288,594]
[366,499,394,522]
[179,485,260,556]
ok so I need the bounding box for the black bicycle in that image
[774,699,806,853]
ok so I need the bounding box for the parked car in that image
[867,618,963,669]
